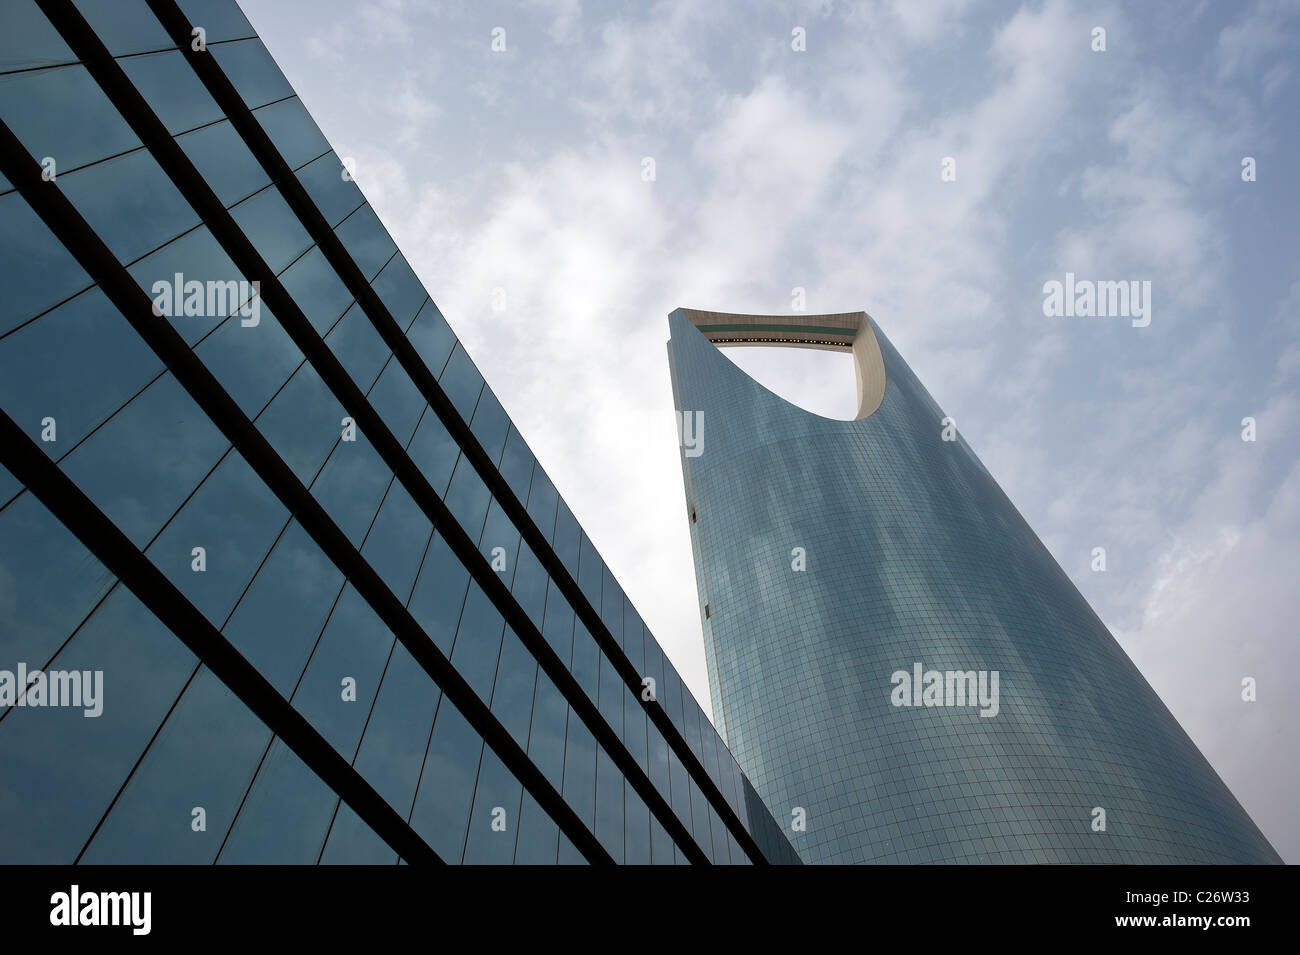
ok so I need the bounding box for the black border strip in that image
[142,0,778,864]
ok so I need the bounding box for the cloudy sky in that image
[237,0,1299,861]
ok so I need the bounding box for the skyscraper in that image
[668,307,1283,864]
[0,0,798,865]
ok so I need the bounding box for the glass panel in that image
[0,65,139,171]
[497,427,534,503]
[320,802,398,864]
[81,666,272,863]
[570,618,599,701]
[0,585,195,862]
[489,627,536,750]
[120,49,224,135]
[625,783,651,864]
[145,449,288,626]
[59,148,199,264]
[0,193,90,337]
[209,38,293,109]
[650,813,674,865]
[277,244,353,334]
[577,532,601,609]
[510,541,547,631]
[252,97,329,170]
[525,669,566,791]
[405,402,458,497]
[409,696,482,863]
[177,0,255,42]
[351,641,439,814]
[253,360,345,485]
[309,433,390,546]
[601,567,623,647]
[177,118,269,206]
[405,298,455,376]
[437,342,483,422]
[461,745,522,864]
[366,358,424,447]
[218,736,337,863]
[448,580,504,704]
[325,301,390,391]
[623,690,648,772]
[221,519,344,696]
[469,387,509,464]
[128,224,246,345]
[594,744,624,863]
[359,478,432,604]
[0,491,114,668]
[334,203,395,281]
[598,653,622,736]
[552,499,580,577]
[60,372,229,548]
[72,0,172,56]
[478,497,519,581]
[371,254,426,329]
[228,185,312,273]
[194,303,304,418]
[406,532,469,657]
[0,286,162,460]
[513,791,558,864]
[290,583,395,759]
[295,151,363,228]
[540,579,574,662]
[443,454,491,540]
[0,0,74,70]
[560,709,595,829]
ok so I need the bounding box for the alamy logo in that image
[676,410,704,458]
[151,272,261,327]
[890,662,1000,717]
[50,885,151,935]
[0,663,103,717]
[1041,272,1151,327]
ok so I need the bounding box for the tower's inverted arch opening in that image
[720,346,858,420]
[670,308,887,420]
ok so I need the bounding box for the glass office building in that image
[0,0,799,865]
[668,307,1283,864]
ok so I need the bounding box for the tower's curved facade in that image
[667,307,1281,864]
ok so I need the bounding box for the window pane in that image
[366,358,424,447]
[448,580,504,704]
[209,38,293,108]
[145,449,289,626]
[371,254,426,329]
[195,304,304,418]
[218,736,337,863]
[309,433,390,546]
[128,225,246,345]
[405,402,458,497]
[334,203,395,281]
[1,0,74,70]
[406,299,456,376]
[0,65,138,172]
[290,584,395,759]
[0,492,114,667]
[0,585,195,862]
[320,802,398,865]
[594,745,624,863]
[229,185,312,273]
[409,696,482,863]
[81,666,272,863]
[0,286,162,459]
[120,49,223,135]
[352,641,439,814]
[359,478,432,604]
[513,791,558,864]
[526,669,566,791]
[406,532,469,656]
[277,244,352,334]
[325,301,390,390]
[0,193,90,337]
[221,519,344,696]
[252,97,329,170]
[60,372,229,548]
[177,118,269,206]
[461,746,522,864]
[72,0,173,55]
[295,151,363,228]
[437,342,483,422]
[59,148,199,264]
[489,627,536,749]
